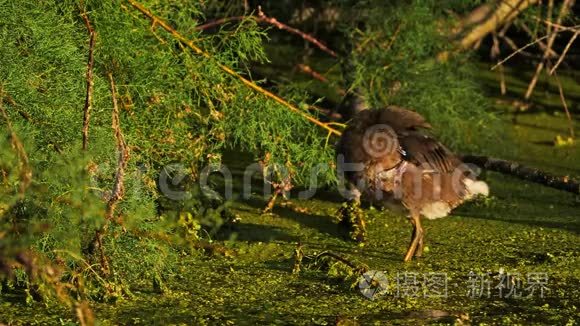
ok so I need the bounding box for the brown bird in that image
[336,106,489,261]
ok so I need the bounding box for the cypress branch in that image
[81,7,96,151]
[196,6,338,57]
[126,0,342,137]
[92,72,130,275]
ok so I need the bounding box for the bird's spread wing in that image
[339,107,458,173]
[376,106,432,131]
[399,133,461,173]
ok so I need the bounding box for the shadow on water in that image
[215,222,298,243]
[455,174,580,233]
[240,196,345,240]
[458,206,580,234]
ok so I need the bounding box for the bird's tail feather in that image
[464,178,489,198]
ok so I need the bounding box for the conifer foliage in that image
[0,0,495,315]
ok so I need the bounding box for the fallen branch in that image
[457,0,540,50]
[308,251,368,274]
[126,0,342,137]
[80,8,96,151]
[195,7,337,57]
[461,155,580,195]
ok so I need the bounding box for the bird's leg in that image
[403,212,423,262]
[414,229,425,258]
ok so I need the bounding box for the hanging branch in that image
[126,0,342,137]
[80,8,96,151]
[91,72,130,275]
[195,6,337,57]
[0,93,32,196]
[105,72,129,222]
[461,155,580,195]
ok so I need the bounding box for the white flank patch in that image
[464,179,490,198]
[421,201,451,220]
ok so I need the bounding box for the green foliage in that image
[345,0,499,151]
[0,0,506,320]
[0,0,337,311]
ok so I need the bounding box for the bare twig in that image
[382,23,402,52]
[0,93,32,196]
[491,33,507,95]
[256,6,337,57]
[296,63,328,83]
[498,34,535,58]
[491,33,551,69]
[126,0,342,136]
[91,72,130,275]
[549,31,579,75]
[499,64,507,95]
[552,70,575,138]
[296,64,346,96]
[518,22,559,58]
[195,7,337,58]
[80,9,96,151]
[105,72,129,222]
[535,17,579,31]
[308,105,343,121]
[195,16,244,31]
[491,23,580,70]
[546,0,554,35]
[524,61,545,100]
[524,0,572,100]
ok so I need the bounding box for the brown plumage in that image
[336,106,489,261]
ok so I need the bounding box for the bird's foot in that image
[337,201,367,243]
